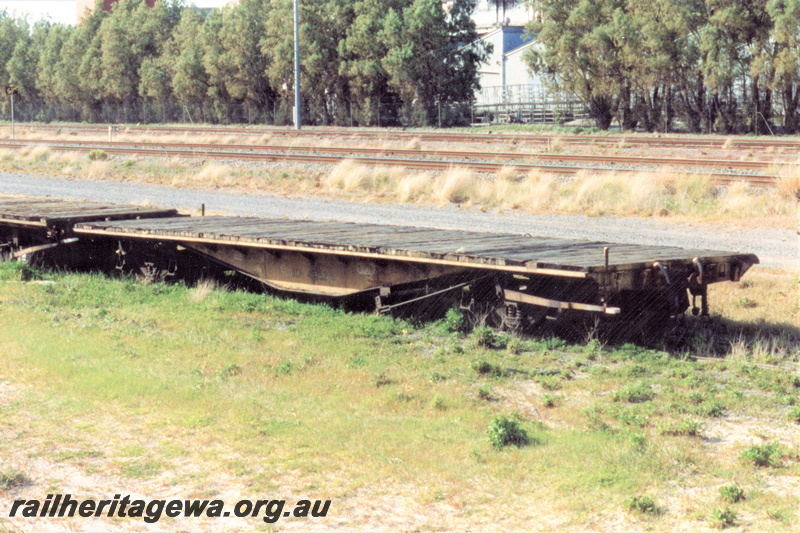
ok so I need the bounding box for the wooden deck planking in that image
[74,215,755,274]
[0,196,178,226]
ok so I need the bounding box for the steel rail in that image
[11,122,800,151]
[0,139,778,187]
[0,137,785,171]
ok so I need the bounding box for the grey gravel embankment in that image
[0,172,796,270]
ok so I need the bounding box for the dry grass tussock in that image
[325,159,377,191]
[54,152,80,165]
[774,167,800,201]
[405,137,422,150]
[719,181,754,213]
[396,172,433,202]
[86,160,111,179]
[497,165,522,183]
[164,157,190,169]
[437,167,476,204]
[191,163,233,187]
[255,133,273,144]
[19,145,51,162]
[547,136,564,153]
[318,162,795,219]
[188,278,218,303]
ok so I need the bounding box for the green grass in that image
[0,267,798,528]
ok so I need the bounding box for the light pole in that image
[5,86,17,139]
[293,0,301,130]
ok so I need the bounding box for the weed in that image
[719,485,745,504]
[696,400,725,418]
[625,365,647,378]
[441,307,468,334]
[766,507,786,521]
[87,149,109,161]
[789,406,800,423]
[119,460,162,479]
[0,468,28,491]
[487,415,530,450]
[740,442,783,467]
[612,382,655,403]
[218,363,242,380]
[0,261,42,282]
[505,336,521,355]
[542,393,559,408]
[477,386,492,400]
[585,338,603,358]
[372,372,392,387]
[661,419,702,437]
[628,432,647,450]
[625,495,659,515]
[688,391,705,404]
[471,360,506,378]
[274,360,295,376]
[430,372,446,382]
[470,325,497,348]
[535,376,561,391]
[430,395,446,410]
[732,296,758,309]
[709,506,737,528]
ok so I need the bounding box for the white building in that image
[474,26,544,107]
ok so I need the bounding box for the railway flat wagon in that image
[0,196,759,332]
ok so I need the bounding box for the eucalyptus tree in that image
[155,8,209,119]
[382,0,486,125]
[264,0,354,124]
[58,4,107,120]
[36,23,71,107]
[696,0,772,132]
[763,0,800,132]
[6,20,40,102]
[623,0,707,132]
[214,0,276,122]
[0,11,30,100]
[526,0,631,129]
[200,9,238,122]
[95,0,181,119]
[340,0,404,124]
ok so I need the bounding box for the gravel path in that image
[0,171,796,269]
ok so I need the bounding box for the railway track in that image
[9,122,800,151]
[0,138,782,187]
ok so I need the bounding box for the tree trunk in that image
[782,86,798,133]
[588,95,613,130]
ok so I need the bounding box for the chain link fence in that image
[0,94,583,128]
